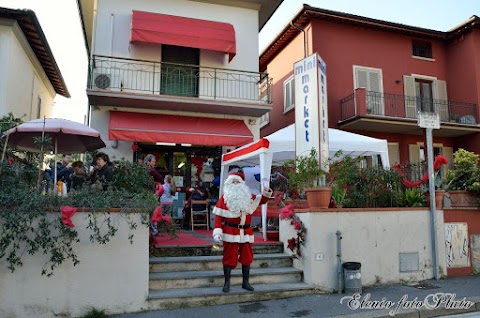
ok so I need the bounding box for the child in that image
[70,161,86,191]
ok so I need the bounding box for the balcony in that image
[87,55,272,117]
[339,88,480,137]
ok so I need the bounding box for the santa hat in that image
[226,169,245,183]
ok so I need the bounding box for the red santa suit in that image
[213,177,271,268]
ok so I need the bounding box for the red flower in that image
[287,238,296,251]
[279,204,295,220]
[293,219,302,230]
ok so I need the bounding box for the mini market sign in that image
[294,53,329,172]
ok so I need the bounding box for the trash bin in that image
[342,262,362,294]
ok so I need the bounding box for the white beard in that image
[223,181,252,213]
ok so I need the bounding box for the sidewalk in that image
[112,275,480,318]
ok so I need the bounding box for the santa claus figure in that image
[212,170,272,293]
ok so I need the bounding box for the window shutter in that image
[434,80,448,121]
[442,146,454,170]
[403,75,416,118]
[355,69,368,89]
[369,72,381,92]
[388,143,400,167]
[409,144,420,164]
[291,78,295,107]
[284,77,295,112]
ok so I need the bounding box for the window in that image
[260,95,269,127]
[412,41,432,59]
[36,97,42,118]
[415,79,433,112]
[260,112,269,128]
[160,45,200,97]
[283,75,295,113]
[353,66,384,114]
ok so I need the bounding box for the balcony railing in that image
[341,89,478,125]
[88,55,271,104]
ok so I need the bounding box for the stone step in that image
[149,253,292,273]
[148,282,315,310]
[151,243,283,257]
[149,267,302,290]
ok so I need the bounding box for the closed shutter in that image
[161,45,200,97]
[388,143,400,167]
[403,75,416,118]
[442,146,454,170]
[284,77,295,112]
[369,72,381,92]
[409,144,420,164]
[354,67,384,114]
[434,80,449,121]
[355,69,368,89]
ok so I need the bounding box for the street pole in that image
[426,127,439,280]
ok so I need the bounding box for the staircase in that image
[148,243,315,310]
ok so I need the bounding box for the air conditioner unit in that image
[92,72,121,91]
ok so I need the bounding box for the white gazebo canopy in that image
[220,124,390,240]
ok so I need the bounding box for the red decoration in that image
[393,155,448,188]
[131,143,139,152]
[60,205,78,228]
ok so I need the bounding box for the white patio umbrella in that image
[2,118,106,187]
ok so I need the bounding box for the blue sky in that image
[260,0,480,51]
[1,0,479,123]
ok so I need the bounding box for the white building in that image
[78,0,282,208]
[0,7,69,121]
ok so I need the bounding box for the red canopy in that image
[130,10,236,62]
[109,111,253,147]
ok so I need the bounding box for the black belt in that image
[225,222,250,229]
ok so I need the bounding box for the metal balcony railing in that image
[88,55,271,104]
[340,90,478,124]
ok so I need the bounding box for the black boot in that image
[242,265,254,291]
[222,265,232,293]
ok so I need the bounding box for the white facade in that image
[88,0,265,160]
[0,212,149,318]
[0,19,56,121]
[280,209,447,291]
[93,0,259,71]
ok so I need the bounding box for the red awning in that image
[130,10,236,62]
[109,112,253,146]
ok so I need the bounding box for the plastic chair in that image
[190,200,209,230]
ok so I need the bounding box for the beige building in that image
[0,7,69,121]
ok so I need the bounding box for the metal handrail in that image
[88,55,271,104]
[340,90,478,124]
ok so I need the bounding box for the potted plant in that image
[284,148,331,209]
[405,188,425,207]
[443,149,480,207]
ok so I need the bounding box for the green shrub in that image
[0,158,170,276]
[444,149,480,194]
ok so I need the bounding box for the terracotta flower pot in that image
[426,190,445,209]
[447,190,480,207]
[305,187,332,209]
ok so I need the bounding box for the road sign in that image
[418,112,440,129]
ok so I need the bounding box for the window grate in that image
[412,41,432,58]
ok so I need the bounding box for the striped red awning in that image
[130,10,236,62]
[109,111,252,147]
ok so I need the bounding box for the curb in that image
[331,296,480,318]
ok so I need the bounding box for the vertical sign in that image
[294,53,329,172]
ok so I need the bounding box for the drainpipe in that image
[336,230,343,293]
[290,22,307,58]
[87,0,98,127]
